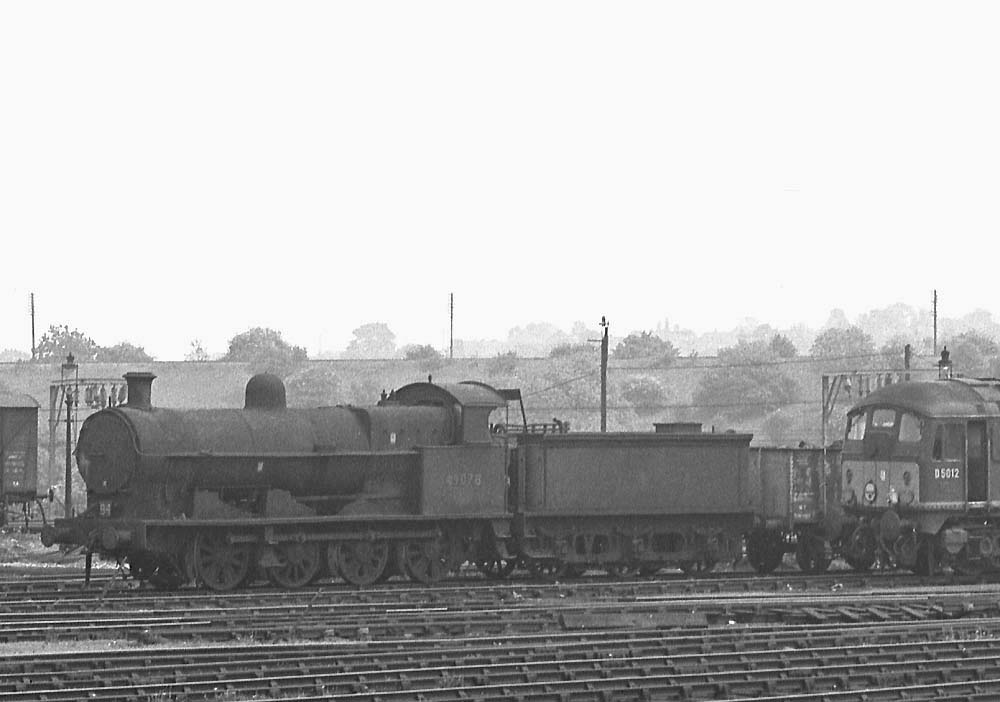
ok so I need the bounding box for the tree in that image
[810,326,875,359]
[769,334,798,358]
[97,342,154,362]
[549,342,594,358]
[223,327,307,378]
[877,335,919,365]
[0,348,29,362]
[401,344,444,372]
[946,331,999,377]
[612,331,678,367]
[284,365,343,407]
[35,325,101,362]
[486,350,519,378]
[506,322,573,356]
[342,323,397,359]
[619,376,668,416]
[185,339,211,362]
[856,303,925,348]
[692,339,799,423]
[402,344,440,361]
[822,308,852,330]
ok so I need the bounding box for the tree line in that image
[13,319,1000,445]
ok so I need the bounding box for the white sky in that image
[1,2,998,359]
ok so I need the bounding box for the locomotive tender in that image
[839,354,1000,575]
[42,372,761,590]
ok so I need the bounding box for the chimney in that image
[123,372,156,410]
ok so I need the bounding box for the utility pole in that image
[30,293,36,361]
[449,293,454,360]
[600,316,609,432]
[933,290,938,356]
[62,353,78,518]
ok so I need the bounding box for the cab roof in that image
[387,380,508,409]
[852,378,1000,418]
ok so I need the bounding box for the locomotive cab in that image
[841,405,924,512]
[839,373,1000,573]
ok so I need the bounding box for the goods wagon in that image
[1,392,40,527]
[747,446,843,573]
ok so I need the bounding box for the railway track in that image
[2,574,1000,644]
[8,563,1000,699]
[0,559,993,597]
[4,618,1000,700]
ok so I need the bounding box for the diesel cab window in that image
[899,413,922,443]
[847,412,867,441]
[933,423,965,460]
[871,409,896,429]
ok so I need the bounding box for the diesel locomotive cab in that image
[839,371,1000,573]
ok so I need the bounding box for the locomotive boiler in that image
[44,372,511,590]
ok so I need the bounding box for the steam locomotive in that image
[45,372,781,590]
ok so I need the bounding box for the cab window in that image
[846,411,867,441]
[993,423,1000,461]
[932,423,964,460]
[871,409,896,430]
[899,413,922,443]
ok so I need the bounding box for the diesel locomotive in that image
[42,372,763,590]
[838,352,1000,575]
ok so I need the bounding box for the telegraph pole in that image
[30,293,36,361]
[449,293,454,360]
[933,289,938,356]
[600,316,609,432]
[62,353,78,518]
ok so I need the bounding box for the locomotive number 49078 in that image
[934,467,960,480]
[445,472,483,488]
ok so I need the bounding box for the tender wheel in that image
[334,539,390,587]
[396,540,449,584]
[266,542,322,588]
[951,545,987,576]
[844,526,877,572]
[911,534,935,576]
[747,530,784,574]
[193,532,253,592]
[795,534,831,574]
[475,558,517,579]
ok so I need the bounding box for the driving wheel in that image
[193,532,253,592]
[334,539,390,587]
[266,542,322,588]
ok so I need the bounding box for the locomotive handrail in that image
[160,449,422,458]
[502,421,570,435]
